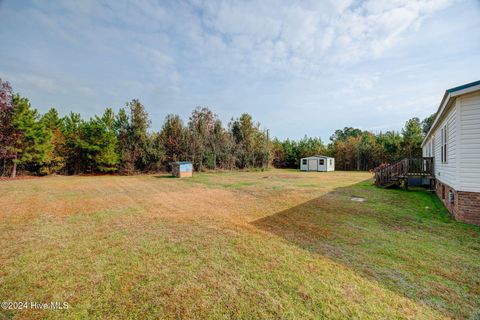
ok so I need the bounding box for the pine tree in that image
[41,108,66,174]
[94,108,119,172]
[115,107,131,173]
[402,117,423,158]
[62,112,83,174]
[114,100,150,173]
[10,95,52,177]
[129,99,150,171]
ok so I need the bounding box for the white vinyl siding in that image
[433,102,458,189]
[458,92,480,192]
[423,139,433,157]
[422,139,428,157]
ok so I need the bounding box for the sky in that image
[1,0,479,141]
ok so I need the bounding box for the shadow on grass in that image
[251,179,480,319]
[154,175,176,179]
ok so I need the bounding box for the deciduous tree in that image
[0,79,16,176]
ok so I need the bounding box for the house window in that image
[329,159,333,165]
[319,159,325,165]
[441,125,447,163]
[432,137,435,157]
[302,159,307,165]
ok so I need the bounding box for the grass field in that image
[1,169,479,319]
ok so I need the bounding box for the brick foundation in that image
[457,191,480,226]
[436,180,480,226]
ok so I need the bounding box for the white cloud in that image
[2,0,477,140]
[169,0,455,79]
[324,0,454,64]
[15,0,456,80]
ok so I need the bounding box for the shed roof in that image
[171,161,192,165]
[301,155,334,159]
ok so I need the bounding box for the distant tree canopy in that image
[402,117,424,158]
[272,136,326,168]
[0,79,272,176]
[0,78,436,176]
[421,113,436,135]
[273,117,432,171]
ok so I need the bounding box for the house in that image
[171,161,193,178]
[422,80,480,225]
[300,156,335,172]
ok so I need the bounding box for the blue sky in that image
[1,0,479,141]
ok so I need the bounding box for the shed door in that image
[308,159,318,171]
[318,158,326,171]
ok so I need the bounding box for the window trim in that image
[441,125,447,163]
[302,159,307,165]
[319,159,325,166]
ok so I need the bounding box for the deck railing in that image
[375,157,434,187]
[406,157,434,176]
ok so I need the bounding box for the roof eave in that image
[421,90,450,147]
[421,83,480,147]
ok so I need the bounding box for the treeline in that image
[272,136,327,168]
[0,79,269,177]
[272,116,434,171]
[0,78,435,177]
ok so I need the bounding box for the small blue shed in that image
[171,161,193,178]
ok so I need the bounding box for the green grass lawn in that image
[0,170,479,319]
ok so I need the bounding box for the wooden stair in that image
[375,157,434,189]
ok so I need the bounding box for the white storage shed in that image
[300,156,335,172]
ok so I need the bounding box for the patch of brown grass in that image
[1,170,477,319]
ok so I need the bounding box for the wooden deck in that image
[375,157,434,189]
